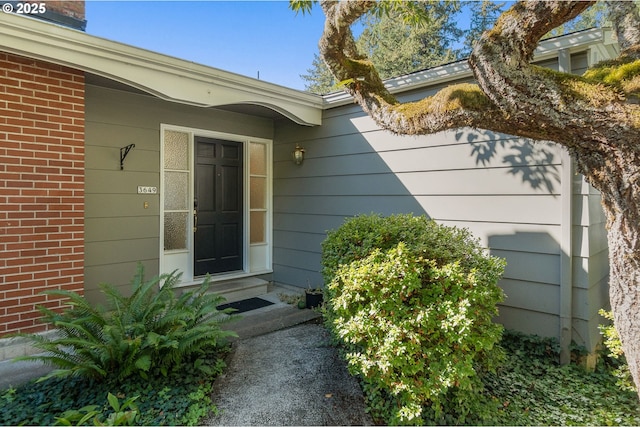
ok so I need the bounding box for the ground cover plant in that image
[0,357,225,425]
[321,213,506,424]
[476,330,640,426]
[0,265,235,425]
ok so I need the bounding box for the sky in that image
[84,1,328,91]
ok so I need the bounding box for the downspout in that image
[558,48,574,365]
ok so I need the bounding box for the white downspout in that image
[558,48,574,364]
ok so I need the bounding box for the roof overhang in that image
[0,12,323,126]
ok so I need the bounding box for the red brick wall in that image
[0,52,85,336]
[39,1,86,21]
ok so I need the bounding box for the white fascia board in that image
[323,27,614,108]
[0,13,323,126]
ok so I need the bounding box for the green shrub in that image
[599,309,636,393]
[16,264,236,381]
[321,214,506,425]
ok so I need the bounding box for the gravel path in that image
[204,322,373,426]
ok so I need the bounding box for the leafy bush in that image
[17,264,236,381]
[599,309,636,393]
[321,214,506,425]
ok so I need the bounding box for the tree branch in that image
[318,0,639,147]
[606,0,640,57]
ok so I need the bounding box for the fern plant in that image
[16,264,237,381]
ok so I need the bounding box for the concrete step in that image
[223,305,322,340]
[206,276,269,304]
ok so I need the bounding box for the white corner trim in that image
[0,13,323,126]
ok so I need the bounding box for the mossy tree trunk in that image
[317,0,640,397]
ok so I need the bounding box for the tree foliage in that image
[460,0,505,57]
[357,3,462,79]
[300,1,464,94]
[299,0,611,94]
[300,53,336,94]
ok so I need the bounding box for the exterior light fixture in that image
[292,144,305,165]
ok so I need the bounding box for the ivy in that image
[0,353,225,426]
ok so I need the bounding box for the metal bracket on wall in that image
[120,144,135,170]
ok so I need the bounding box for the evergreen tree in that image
[300,53,336,94]
[300,1,463,94]
[545,0,608,37]
[461,0,506,58]
[357,3,462,80]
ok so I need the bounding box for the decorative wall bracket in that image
[120,144,135,170]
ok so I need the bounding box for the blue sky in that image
[85,1,327,91]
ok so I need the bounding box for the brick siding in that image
[0,52,85,336]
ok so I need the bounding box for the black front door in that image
[194,137,243,276]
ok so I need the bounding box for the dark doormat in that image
[217,297,274,314]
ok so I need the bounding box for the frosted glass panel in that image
[250,211,265,244]
[250,142,266,175]
[250,177,266,209]
[164,171,188,210]
[164,212,188,250]
[164,130,189,170]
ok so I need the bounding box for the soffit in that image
[84,73,288,121]
[0,13,323,126]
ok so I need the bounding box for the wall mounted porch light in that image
[292,144,305,165]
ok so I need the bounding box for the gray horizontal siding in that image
[275,194,561,224]
[84,260,158,302]
[499,278,560,314]
[273,47,609,349]
[571,51,589,75]
[498,305,560,337]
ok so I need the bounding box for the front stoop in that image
[204,277,269,304]
[223,305,322,340]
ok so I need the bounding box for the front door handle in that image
[193,209,198,233]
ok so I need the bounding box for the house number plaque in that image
[137,186,157,194]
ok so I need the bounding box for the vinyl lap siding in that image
[275,106,565,337]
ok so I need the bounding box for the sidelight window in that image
[249,142,268,244]
[163,130,190,251]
